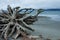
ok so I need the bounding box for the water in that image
[30,11,60,40]
[39,11,60,21]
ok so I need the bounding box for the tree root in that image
[0,5,43,40]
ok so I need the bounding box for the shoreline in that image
[0,16,60,40]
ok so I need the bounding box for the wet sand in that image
[30,16,60,40]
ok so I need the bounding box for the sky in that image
[0,0,60,9]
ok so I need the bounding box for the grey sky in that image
[0,0,60,9]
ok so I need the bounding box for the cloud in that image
[0,0,60,9]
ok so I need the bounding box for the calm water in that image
[30,11,60,40]
[39,11,60,21]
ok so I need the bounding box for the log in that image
[0,5,44,40]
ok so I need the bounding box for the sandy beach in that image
[30,16,60,40]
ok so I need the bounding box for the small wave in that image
[38,14,60,21]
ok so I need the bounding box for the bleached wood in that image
[0,5,43,40]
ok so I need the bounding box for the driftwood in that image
[0,5,43,40]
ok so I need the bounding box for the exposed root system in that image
[0,5,43,40]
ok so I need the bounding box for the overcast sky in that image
[0,0,60,9]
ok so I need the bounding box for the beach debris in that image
[0,5,43,40]
[45,38,51,40]
[22,35,39,40]
[58,39,60,40]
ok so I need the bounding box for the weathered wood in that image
[8,25,16,37]
[14,27,20,39]
[0,5,43,40]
